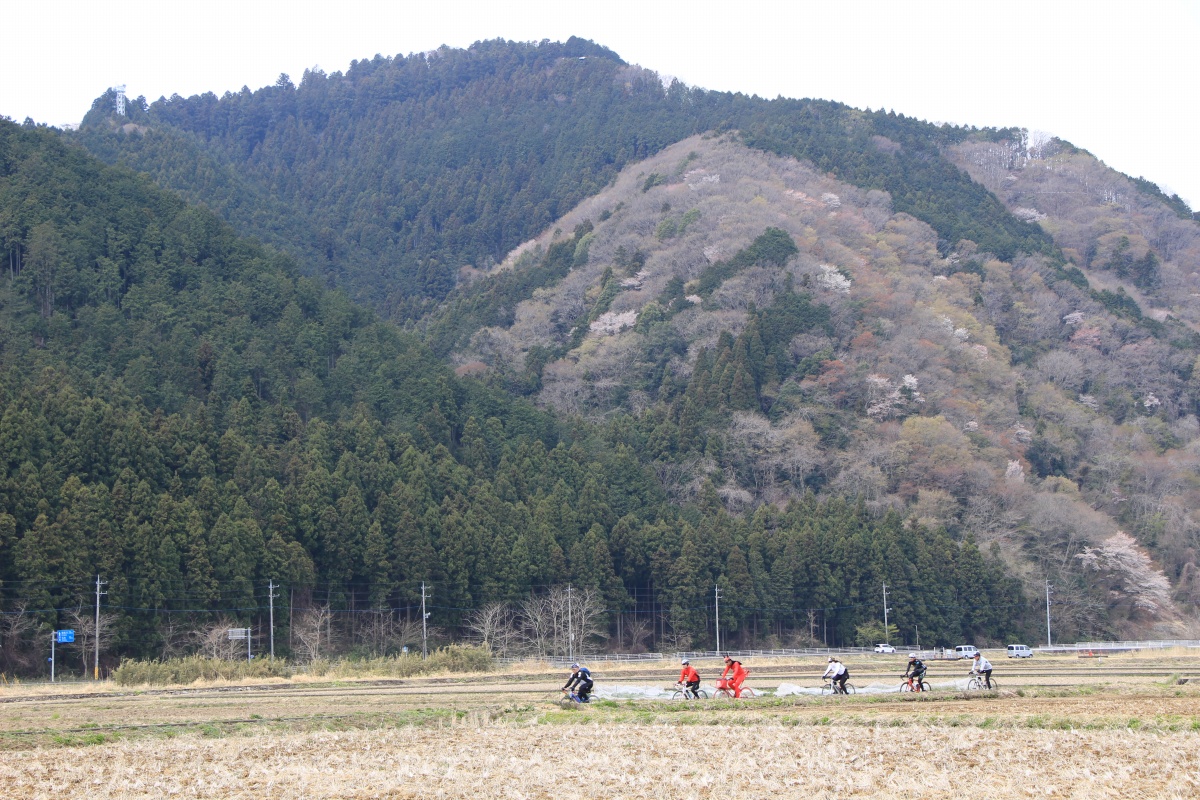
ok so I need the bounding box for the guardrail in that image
[497,652,668,667]
[497,639,1200,667]
[1038,639,1200,654]
[677,647,875,660]
[501,647,877,667]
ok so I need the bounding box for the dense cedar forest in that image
[2,37,1198,675]
[0,119,1023,673]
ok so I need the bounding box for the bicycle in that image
[900,676,931,693]
[821,680,856,695]
[713,680,756,699]
[965,673,998,691]
[558,689,590,708]
[671,682,709,700]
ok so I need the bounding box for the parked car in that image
[874,643,896,653]
[953,645,979,660]
[1007,644,1033,658]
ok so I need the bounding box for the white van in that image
[953,645,978,660]
[1007,644,1033,658]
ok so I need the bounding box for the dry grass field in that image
[2,651,1198,798]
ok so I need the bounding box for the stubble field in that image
[2,651,1198,799]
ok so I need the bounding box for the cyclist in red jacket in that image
[677,658,701,698]
[720,655,747,698]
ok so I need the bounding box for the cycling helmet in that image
[828,657,836,662]
[681,658,690,665]
[908,655,917,661]
[570,662,580,669]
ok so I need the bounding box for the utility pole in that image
[268,581,278,659]
[882,582,891,645]
[915,623,920,650]
[567,584,574,661]
[421,582,430,660]
[1045,581,1053,647]
[94,575,107,680]
[714,583,722,654]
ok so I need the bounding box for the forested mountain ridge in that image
[74,38,1052,321]
[442,134,1200,641]
[0,120,1021,674]
[0,36,1195,675]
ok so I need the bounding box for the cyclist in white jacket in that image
[822,657,850,694]
[971,652,993,689]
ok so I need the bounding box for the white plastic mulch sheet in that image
[774,678,974,696]
[588,678,978,700]
[591,684,680,700]
[591,683,736,700]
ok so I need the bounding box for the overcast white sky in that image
[3,0,1197,207]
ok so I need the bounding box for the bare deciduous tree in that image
[355,609,397,658]
[464,601,519,657]
[0,602,38,675]
[518,586,608,658]
[157,614,196,660]
[293,605,334,663]
[621,614,654,654]
[65,608,118,676]
[188,616,246,661]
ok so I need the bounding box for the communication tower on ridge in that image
[112,85,127,116]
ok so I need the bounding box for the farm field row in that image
[1,694,1198,799]
[1,652,1196,740]
[1,652,1197,798]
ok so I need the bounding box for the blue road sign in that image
[55,629,75,643]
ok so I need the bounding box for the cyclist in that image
[903,655,927,691]
[678,658,701,699]
[970,652,993,689]
[822,656,850,694]
[720,655,748,698]
[562,662,594,702]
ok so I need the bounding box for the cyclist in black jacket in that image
[562,663,594,702]
[903,655,927,691]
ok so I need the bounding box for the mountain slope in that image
[444,134,1200,640]
[75,38,1053,320]
[947,135,1200,329]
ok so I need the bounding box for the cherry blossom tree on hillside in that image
[1076,531,1175,620]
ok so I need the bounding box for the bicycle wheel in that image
[920,680,931,692]
[966,677,982,691]
[901,681,913,693]
[844,683,856,695]
[714,688,733,699]
[671,690,685,701]
[695,689,709,699]
[739,687,757,699]
[985,677,998,690]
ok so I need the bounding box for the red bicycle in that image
[713,678,757,699]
